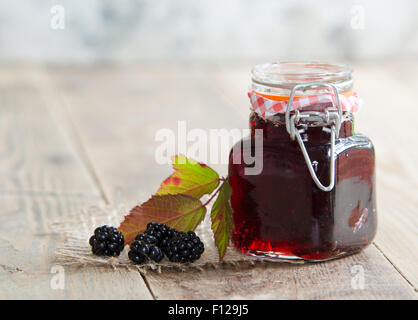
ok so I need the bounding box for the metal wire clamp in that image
[285,83,342,192]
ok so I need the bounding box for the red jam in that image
[228,110,377,261]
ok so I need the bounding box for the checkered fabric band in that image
[249,90,363,120]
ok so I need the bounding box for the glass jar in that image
[228,62,377,261]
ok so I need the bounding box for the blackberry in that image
[164,230,204,263]
[148,246,164,262]
[135,233,158,245]
[89,225,124,256]
[128,248,146,264]
[160,227,178,253]
[145,222,178,250]
[128,239,164,264]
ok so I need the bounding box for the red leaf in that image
[118,194,206,244]
[157,154,220,198]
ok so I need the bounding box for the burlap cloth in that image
[53,203,304,273]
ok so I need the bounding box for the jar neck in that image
[251,62,353,97]
[250,112,354,144]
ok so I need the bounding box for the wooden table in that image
[0,61,416,299]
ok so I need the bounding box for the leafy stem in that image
[118,155,234,260]
[201,178,226,207]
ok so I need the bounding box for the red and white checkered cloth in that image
[249,90,363,120]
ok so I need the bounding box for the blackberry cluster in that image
[89,225,125,256]
[128,222,204,264]
[164,231,204,263]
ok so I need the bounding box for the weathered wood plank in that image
[353,62,418,289]
[49,63,417,299]
[0,66,153,299]
[143,247,414,300]
[0,194,151,300]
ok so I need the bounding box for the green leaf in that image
[157,154,220,199]
[118,194,206,245]
[210,181,235,260]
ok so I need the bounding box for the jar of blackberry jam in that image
[228,62,377,261]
